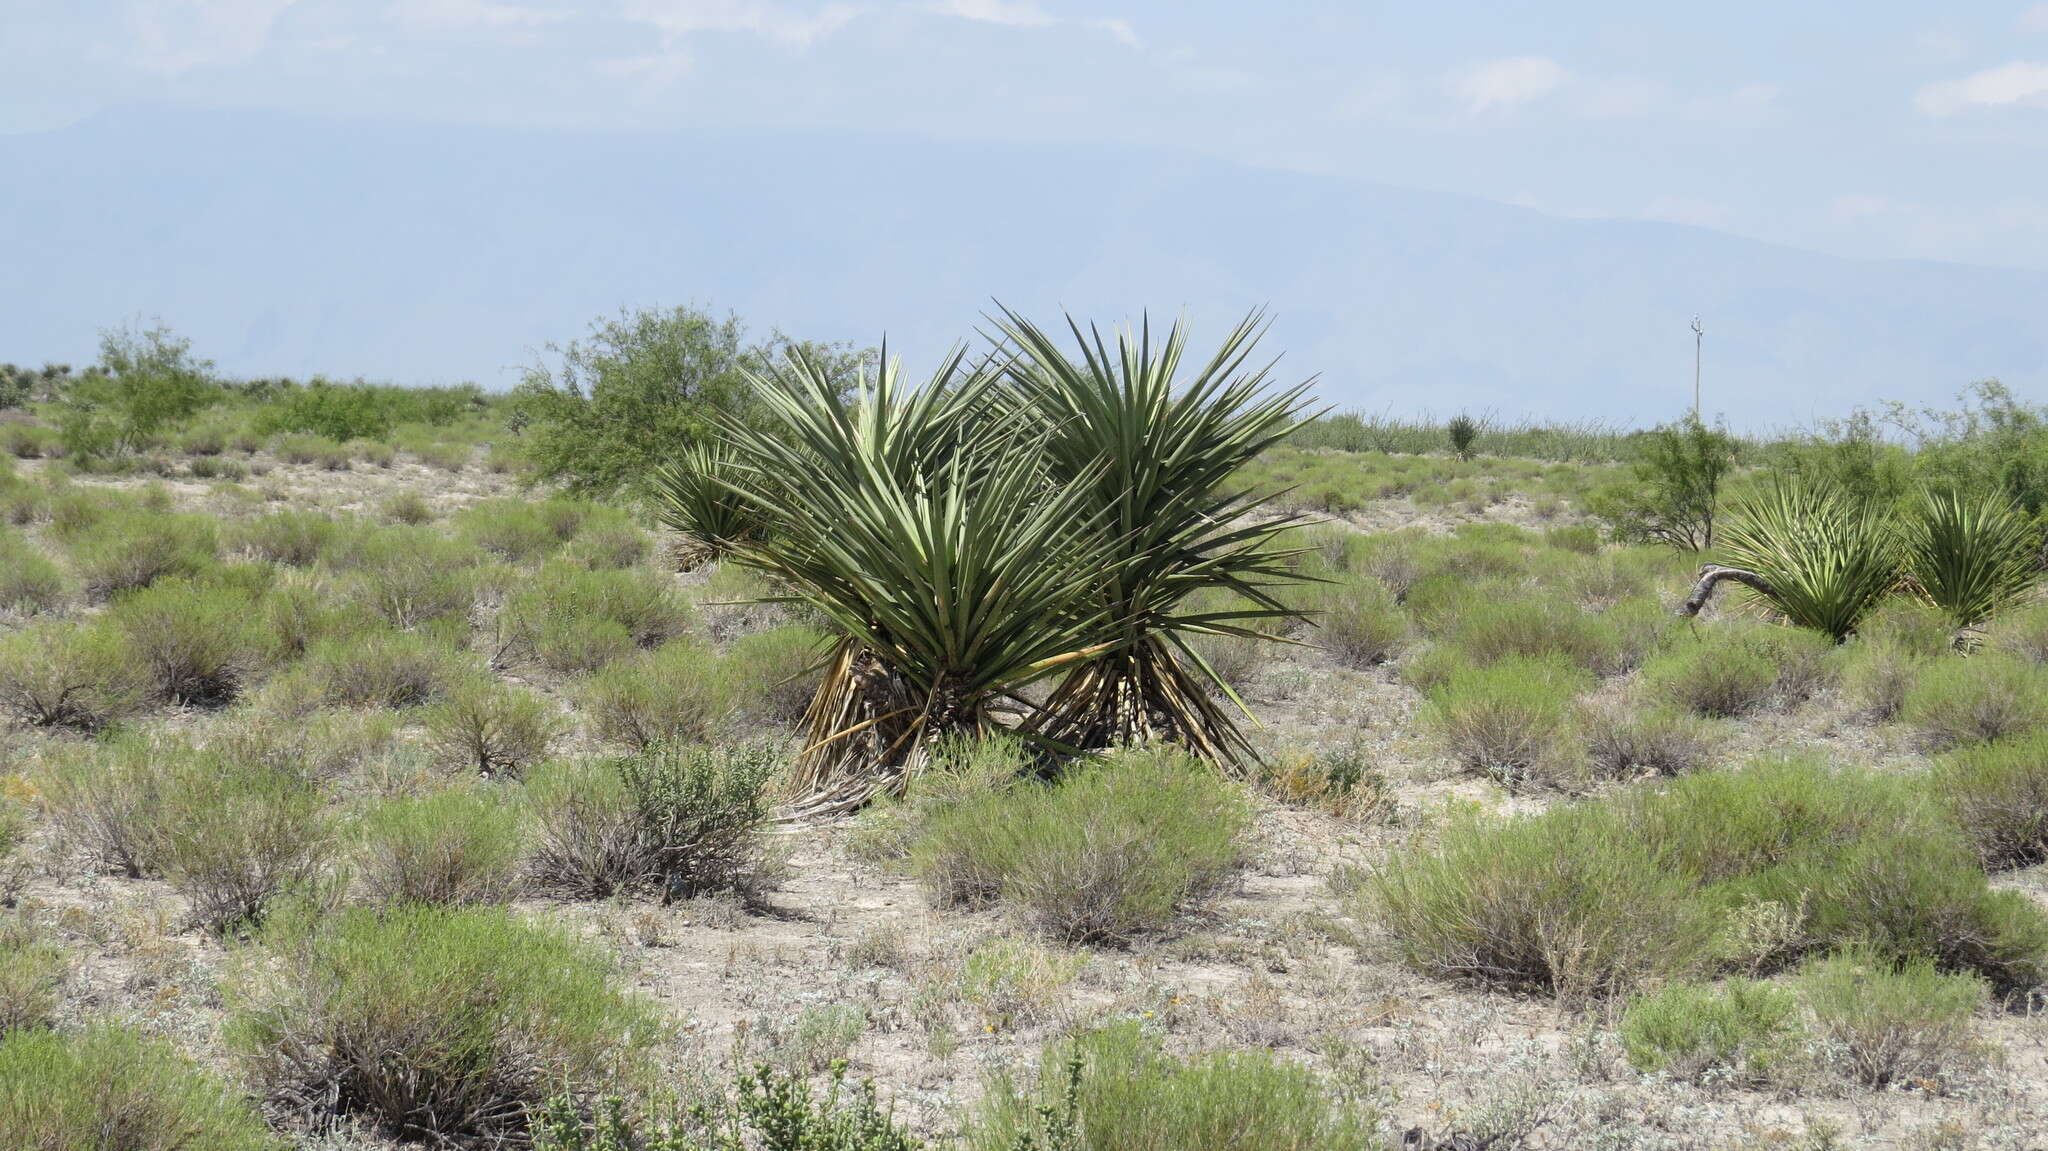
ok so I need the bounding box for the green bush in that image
[333,526,478,630]
[1619,978,1800,1083]
[64,510,217,599]
[1988,598,2048,663]
[422,677,560,777]
[1439,599,1624,674]
[1575,700,1716,780]
[288,631,470,711]
[351,788,526,907]
[724,625,827,728]
[257,572,372,659]
[1372,802,1708,999]
[1313,576,1408,668]
[563,516,650,571]
[227,509,339,567]
[108,578,268,706]
[0,917,64,1034]
[1641,635,1780,717]
[1902,652,2048,748]
[1933,732,2048,869]
[229,904,659,1145]
[1799,946,1984,1088]
[55,322,221,459]
[0,533,66,613]
[965,1022,1379,1151]
[1423,654,1590,782]
[146,749,331,933]
[504,563,687,674]
[0,620,144,729]
[0,1025,279,1151]
[576,640,729,747]
[455,497,585,563]
[382,489,434,525]
[528,742,780,902]
[1587,413,1738,550]
[912,748,1249,944]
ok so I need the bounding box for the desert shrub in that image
[65,510,217,599]
[846,735,1033,865]
[422,677,560,777]
[1312,576,1408,667]
[289,631,470,711]
[1544,523,1602,554]
[108,578,268,705]
[503,563,686,673]
[228,904,658,1146]
[228,509,339,567]
[965,1021,1380,1151]
[1619,978,1800,1084]
[0,534,66,613]
[1642,635,1780,717]
[455,498,579,563]
[147,750,331,933]
[1798,947,1984,1088]
[257,572,372,658]
[351,788,526,907]
[1588,414,1738,550]
[912,747,1249,944]
[333,526,478,630]
[1836,630,1938,721]
[534,1064,920,1151]
[1902,652,2048,748]
[381,489,433,525]
[35,735,166,877]
[1372,802,1708,999]
[0,1025,279,1151]
[1576,699,1717,779]
[576,640,728,747]
[0,423,58,459]
[0,620,143,729]
[1933,732,2048,869]
[527,742,779,902]
[1988,598,2048,663]
[1440,598,1623,674]
[1423,654,1591,783]
[1254,744,1394,822]
[0,917,64,1034]
[563,517,649,571]
[55,322,220,458]
[724,625,827,727]
[273,432,351,469]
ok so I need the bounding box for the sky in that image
[8,1,2048,272]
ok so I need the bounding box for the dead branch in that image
[1676,564,1774,618]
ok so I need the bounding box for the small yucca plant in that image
[648,442,763,565]
[1719,479,1900,641]
[1905,488,2040,628]
[1447,413,1481,460]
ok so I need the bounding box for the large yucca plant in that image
[1718,479,1900,641]
[1905,488,2040,628]
[994,309,1316,766]
[716,345,1113,813]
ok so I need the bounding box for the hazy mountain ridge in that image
[3,105,2042,426]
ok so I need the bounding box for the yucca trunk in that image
[1025,636,1255,766]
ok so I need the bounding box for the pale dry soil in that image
[6,452,2048,1150]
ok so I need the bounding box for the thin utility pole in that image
[1691,316,1704,419]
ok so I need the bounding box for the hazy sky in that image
[9,1,2048,270]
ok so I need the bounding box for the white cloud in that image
[125,0,298,76]
[393,0,569,30]
[1088,17,1139,47]
[930,0,1053,27]
[1449,56,1569,115]
[2021,5,2048,33]
[622,0,863,47]
[1915,61,2048,115]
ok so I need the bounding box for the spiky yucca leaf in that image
[1719,479,1900,641]
[717,346,1113,809]
[1906,489,2040,627]
[994,308,1316,766]
[648,443,763,563]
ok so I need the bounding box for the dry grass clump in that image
[350,787,526,907]
[0,1025,280,1151]
[1901,651,2048,748]
[0,916,65,1035]
[527,742,780,902]
[228,904,658,1146]
[912,746,1250,944]
[227,508,341,567]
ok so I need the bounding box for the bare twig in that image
[1676,564,1774,618]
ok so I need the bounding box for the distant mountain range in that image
[3,105,2043,428]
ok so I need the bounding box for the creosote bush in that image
[422,677,559,776]
[576,640,728,748]
[0,619,143,729]
[109,578,268,706]
[0,1025,280,1151]
[1901,652,2048,749]
[966,1021,1380,1151]
[229,904,659,1146]
[1423,654,1590,784]
[527,742,779,902]
[64,509,217,599]
[1798,946,1985,1088]
[912,747,1249,944]
[351,787,526,907]
[0,916,65,1035]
